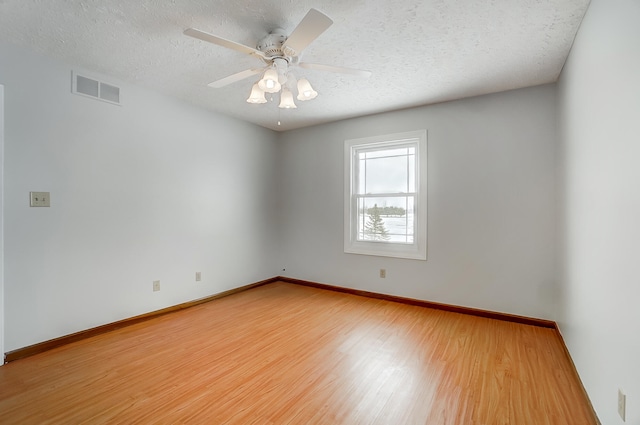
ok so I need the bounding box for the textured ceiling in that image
[0,0,590,131]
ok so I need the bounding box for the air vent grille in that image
[72,72,121,105]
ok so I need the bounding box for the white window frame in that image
[344,130,427,260]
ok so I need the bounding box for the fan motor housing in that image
[256,29,287,57]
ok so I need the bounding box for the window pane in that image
[365,155,407,193]
[356,196,414,243]
[357,147,417,194]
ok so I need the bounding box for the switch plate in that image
[30,192,50,207]
[195,272,201,282]
[153,280,160,292]
[618,389,626,421]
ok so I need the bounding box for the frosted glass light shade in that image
[258,68,281,93]
[279,88,297,109]
[246,83,267,104]
[296,78,318,100]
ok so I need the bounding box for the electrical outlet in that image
[153,280,160,292]
[195,272,201,282]
[30,191,50,207]
[379,269,386,278]
[618,389,626,421]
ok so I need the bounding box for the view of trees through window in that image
[358,201,415,243]
[363,204,391,241]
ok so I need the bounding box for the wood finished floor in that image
[0,281,596,424]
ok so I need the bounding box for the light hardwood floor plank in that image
[0,281,596,424]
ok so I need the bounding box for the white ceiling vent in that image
[72,71,121,105]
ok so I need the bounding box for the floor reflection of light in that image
[334,325,441,423]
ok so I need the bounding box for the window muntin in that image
[344,130,427,260]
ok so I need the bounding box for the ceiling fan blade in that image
[207,69,264,88]
[299,62,372,78]
[282,9,333,56]
[184,28,266,59]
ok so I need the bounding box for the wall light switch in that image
[30,192,50,207]
[618,388,626,421]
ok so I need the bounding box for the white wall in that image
[278,85,558,320]
[1,84,5,360]
[0,43,280,352]
[557,0,640,423]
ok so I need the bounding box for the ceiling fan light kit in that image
[184,8,371,112]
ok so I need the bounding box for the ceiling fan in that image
[184,9,371,108]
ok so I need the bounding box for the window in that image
[344,130,427,260]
